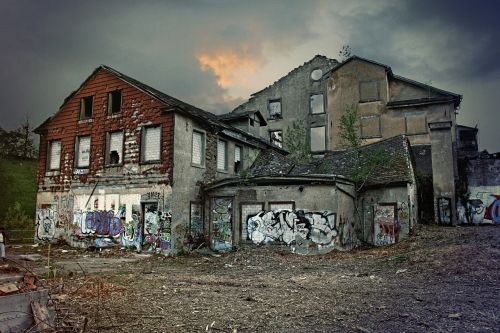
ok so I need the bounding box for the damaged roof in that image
[247,134,414,188]
[217,110,267,126]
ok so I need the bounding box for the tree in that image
[0,117,37,159]
[338,44,352,62]
[283,121,311,164]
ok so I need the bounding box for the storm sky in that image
[1,0,499,151]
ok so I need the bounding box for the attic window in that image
[107,90,122,115]
[80,96,93,119]
[268,99,282,120]
[359,81,379,102]
[269,130,283,148]
[311,69,323,81]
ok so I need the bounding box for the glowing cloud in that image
[197,45,260,89]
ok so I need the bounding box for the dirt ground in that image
[4,224,500,333]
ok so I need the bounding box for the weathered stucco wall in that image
[204,181,358,254]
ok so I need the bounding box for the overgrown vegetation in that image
[283,121,312,164]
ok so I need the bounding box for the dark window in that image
[249,118,254,127]
[107,90,122,115]
[80,96,93,119]
[359,81,379,102]
[268,99,282,120]
[234,145,242,173]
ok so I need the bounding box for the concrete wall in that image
[204,181,358,254]
[234,56,337,151]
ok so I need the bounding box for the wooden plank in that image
[31,301,50,331]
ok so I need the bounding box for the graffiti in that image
[36,209,57,240]
[437,197,451,225]
[374,204,398,246]
[73,210,123,237]
[460,191,500,224]
[121,213,142,251]
[189,202,204,246]
[143,202,172,252]
[211,198,232,250]
[246,209,354,255]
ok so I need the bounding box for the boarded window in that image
[107,90,122,115]
[405,114,427,134]
[217,139,227,171]
[310,126,326,152]
[192,130,205,165]
[310,94,324,114]
[269,130,283,148]
[360,115,381,138]
[234,145,242,173]
[142,125,161,162]
[107,131,123,165]
[359,81,379,102]
[268,99,282,119]
[80,96,93,119]
[49,140,61,170]
[76,136,91,168]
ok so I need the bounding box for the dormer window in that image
[80,96,93,120]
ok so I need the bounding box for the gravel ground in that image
[5,224,500,332]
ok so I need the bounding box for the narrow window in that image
[268,99,282,120]
[192,130,205,166]
[360,115,382,138]
[234,145,242,173]
[310,126,326,152]
[217,139,228,171]
[106,131,124,165]
[310,94,324,114]
[107,90,122,115]
[141,125,161,163]
[359,81,379,102]
[75,136,91,168]
[48,140,61,170]
[80,96,93,119]
[269,130,283,148]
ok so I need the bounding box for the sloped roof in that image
[247,135,414,188]
[217,110,267,126]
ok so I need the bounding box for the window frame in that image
[359,80,380,103]
[107,90,122,115]
[267,98,282,120]
[217,138,228,172]
[105,130,125,166]
[47,140,62,171]
[310,126,326,152]
[140,124,162,164]
[79,96,94,120]
[191,129,206,167]
[405,113,428,135]
[234,145,243,174]
[310,93,325,115]
[74,135,92,169]
[360,115,382,139]
[269,129,283,148]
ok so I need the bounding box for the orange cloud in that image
[197,45,260,88]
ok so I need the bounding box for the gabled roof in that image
[217,110,267,126]
[246,134,414,188]
[326,55,462,107]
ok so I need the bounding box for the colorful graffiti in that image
[35,209,58,240]
[459,191,500,224]
[143,207,172,252]
[73,210,123,236]
[121,213,142,251]
[189,202,204,247]
[374,204,399,246]
[211,198,233,250]
[246,209,355,255]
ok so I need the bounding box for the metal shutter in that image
[217,140,227,170]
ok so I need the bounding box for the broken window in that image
[268,99,282,120]
[269,130,283,148]
[359,81,379,102]
[80,96,93,120]
[106,131,123,165]
[310,94,325,114]
[234,145,242,173]
[48,140,61,170]
[405,114,427,135]
[192,130,205,166]
[217,139,228,171]
[107,90,122,115]
[141,125,161,163]
[310,126,326,152]
[360,115,381,138]
[75,136,91,168]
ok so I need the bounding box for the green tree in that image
[283,121,311,164]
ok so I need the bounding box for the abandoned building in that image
[33,65,284,253]
[230,55,463,225]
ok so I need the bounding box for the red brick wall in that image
[37,68,174,189]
